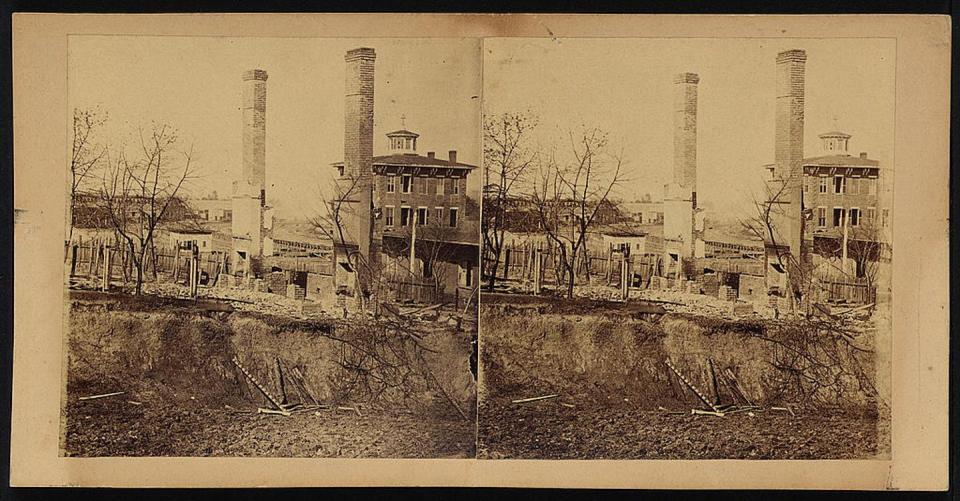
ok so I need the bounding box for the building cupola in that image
[386,129,419,154]
[819,131,851,154]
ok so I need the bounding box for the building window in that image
[401,175,413,194]
[385,206,394,226]
[386,176,396,193]
[436,177,444,195]
[866,177,877,195]
[881,208,890,228]
[419,177,430,195]
[819,176,828,194]
[435,207,443,224]
[833,207,843,227]
[427,178,436,195]
[337,166,345,177]
[850,207,860,226]
[817,207,826,227]
[400,207,411,227]
[848,177,859,195]
[453,178,460,195]
[867,207,876,224]
[449,207,459,227]
[417,207,428,226]
[833,175,845,194]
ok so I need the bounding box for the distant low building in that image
[168,228,214,250]
[189,198,233,222]
[620,199,664,225]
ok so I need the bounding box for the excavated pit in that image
[478,295,887,459]
[63,291,476,458]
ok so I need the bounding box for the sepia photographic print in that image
[10,14,949,489]
[61,36,481,458]
[477,37,893,460]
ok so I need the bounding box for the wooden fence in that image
[484,239,877,304]
[67,238,231,286]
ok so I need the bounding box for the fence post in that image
[70,244,78,277]
[101,244,111,291]
[504,248,511,281]
[533,247,542,295]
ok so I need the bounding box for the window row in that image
[385,175,461,196]
[815,206,882,228]
[814,175,878,196]
[384,206,459,228]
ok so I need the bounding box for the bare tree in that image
[740,173,813,315]
[308,170,390,314]
[69,107,108,243]
[309,170,363,246]
[529,127,624,299]
[99,123,195,295]
[482,111,538,291]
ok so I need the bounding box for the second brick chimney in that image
[773,48,807,258]
[343,47,377,260]
[448,150,457,164]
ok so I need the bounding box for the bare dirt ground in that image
[64,387,474,458]
[478,395,878,460]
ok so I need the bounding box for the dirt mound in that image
[479,305,879,411]
[64,293,477,457]
[479,307,675,408]
[67,310,239,408]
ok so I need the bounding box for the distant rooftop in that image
[802,154,879,167]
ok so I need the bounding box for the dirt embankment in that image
[478,299,886,459]
[64,293,476,458]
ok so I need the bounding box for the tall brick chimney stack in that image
[242,69,268,205]
[343,47,377,262]
[774,49,806,257]
[232,69,269,266]
[673,72,699,200]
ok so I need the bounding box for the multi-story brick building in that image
[332,127,479,292]
[799,131,884,238]
[333,128,475,240]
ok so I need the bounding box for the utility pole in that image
[409,212,418,277]
[841,207,850,276]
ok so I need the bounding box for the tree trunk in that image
[485,248,500,292]
[134,246,148,296]
[566,263,576,299]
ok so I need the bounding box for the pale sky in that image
[68,36,482,219]
[483,37,896,221]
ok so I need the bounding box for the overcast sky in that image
[483,37,895,220]
[68,36,482,220]
[69,36,894,223]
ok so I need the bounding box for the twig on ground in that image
[78,391,125,401]
[512,394,559,404]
